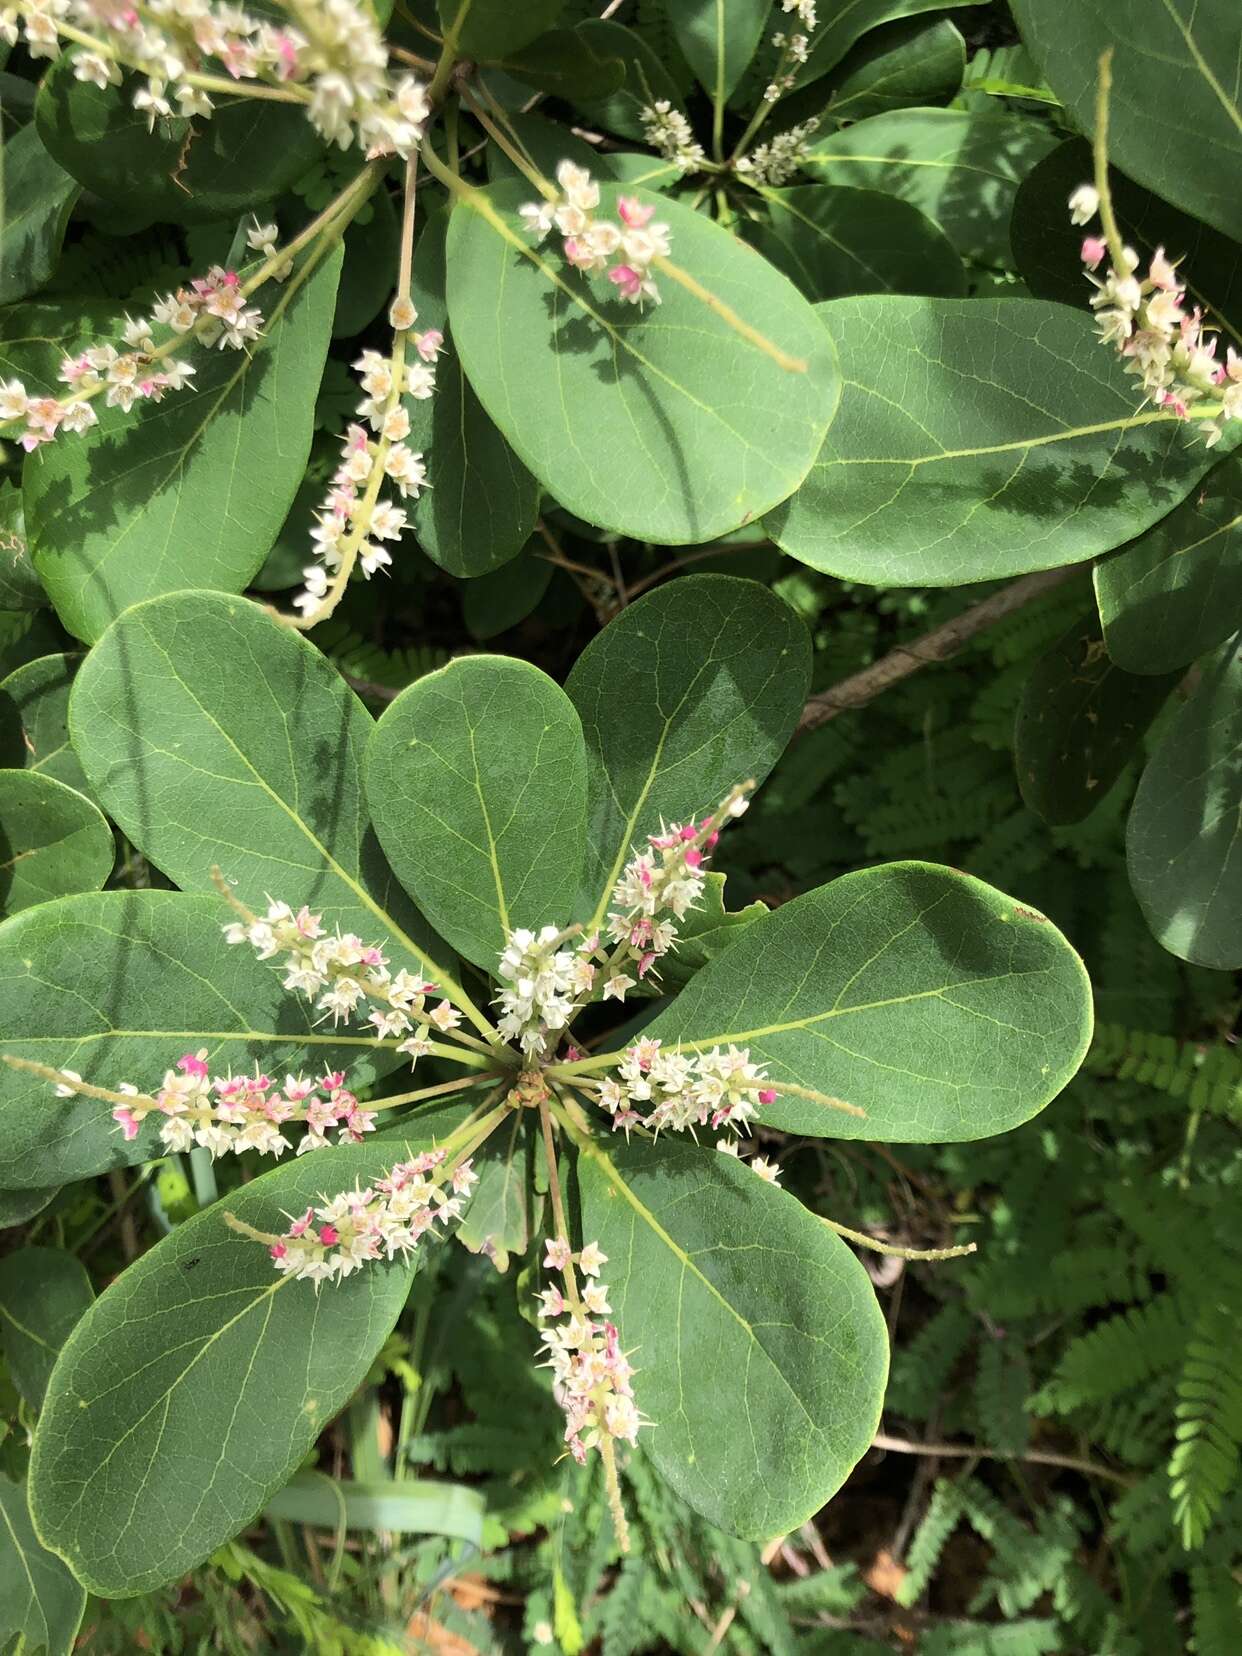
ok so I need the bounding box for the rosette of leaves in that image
[0,574,1092,1599]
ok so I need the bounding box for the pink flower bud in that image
[1080,236,1106,269]
[617,196,654,229]
[684,848,702,868]
[608,264,642,300]
[318,1225,339,1246]
[758,1088,776,1105]
[679,825,697,841]
[705,831,719,849]
[269,1242,287,1259]
[178,1052,209,1079]
[112,1107,141,1140]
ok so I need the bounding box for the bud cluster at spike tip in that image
[639,100,706,174]
[536,1238,642,1464]
[493,788,751,1058]
[266,1150,478,1285]
[222,895,458,1061]
[519,162,672,309]
[293,317,443,618]
[2,0,430,157]
[1070,182,1242,447]
[0,263,260,451]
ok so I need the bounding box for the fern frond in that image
[896,1480,963,1607]
[1033,1295,1189,1412]
[1169,1302,1242,1548]
[1189,1563,1242,1656]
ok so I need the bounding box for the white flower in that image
[1068,183,1100,226]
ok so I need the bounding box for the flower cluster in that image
[0,264,259,452]
[4,0,430,158]
[264,1149,478,1285]
[88,1050,374,1158]
[223,896,458,1061]
[491,788,751,1057]
[293,317,441,618]
[639,99,706,175]
[765,0,817,101]
[520,161,672,308]
[1069,183,1241,447]
[537,1238,641,1464]
[494,926,595,1058]
[735,117,820,186]
[595,1037,778,1144]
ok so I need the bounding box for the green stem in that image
[428,0,473,102]
[820,1215,977,1263]
[1092,49,1127,270]
[371,1072,502,1112]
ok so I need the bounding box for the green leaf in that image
[28,1131,453,1597]
[0,1474,85,1656]
[1127,639,1242,969]
[1010,0,1242,244]
[333,186,399,339]
[461,543,553,640]
[405,209,539,577]
[494,23,628,102]
[797,0,984,87]
[264,1473,486,1541]
[26,246,342,644]
[0,298,118,395]
[1095,455,1242,676]
[443,0,565,59]
[0,122,79,306]
[0,889,404,1189]
[0,1183,59,1227]
[640,861,1092,1140]
[0,1246,93,1407]
[0,771,112,916]
[454,1110,537,1272]
[0,480,44,611]
[1011,138,1242,334]
[566,20,684,141]
[366,655,587,969]
[817,17,965,124]
[563,575,811,921]
[35,57,324,224]
[767,296,1224,584]
[445,179,839,543]
[750,183,966,302]
[0,651,93,798]
[804,108,1058,267]
[664,0,770,105]
[1014,614,1179,825]
[68,591,477,1022]
[576,1137,888,1538]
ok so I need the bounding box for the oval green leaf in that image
[0,770,112,916]
[405,209,539,577]
[664,0,770,104]
[68,591,476,1023]
[768,296,1223,584]
[26,246,342,643]
[0,122,79,306]
[751,183,966,302]
[1015,614,1179,825]
[0,888,404,1190]
[564,575,811,923]
[442,0,565,58]
[0,1245,93,1407]
[0,651,92,797]
[446,179,839,543]
[35,56,324,224]
[1010,0,1242,244]
[577,1137,889,1539]
[367,655,587,970]
[642,861,1093,1140]
[804,108,1058,267]
[1127,639,1242,969]
[28,1132,454,1597]
[1095,454,1242,675]
[0,1474,85,1656]
[817,17,965,124]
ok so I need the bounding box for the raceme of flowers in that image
[537,1238,642,1464]
[49,1050,375,1159]
[639,99,706,175]
[735,117,821,187]
[4,0,430,158]
[593,1038,779,1144]
[1069,182,1242,448]
[264,1148,479,1285]
[493,788,752,1058]
[222,896,459,1061]
[766,0,818,102]
[0,260,262,452]
[293,303,442,617]
[519,161,672,308]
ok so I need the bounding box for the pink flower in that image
[112,1107,141,1141]
[178,1052,209,1079]
[269,1242,287,1259]
[416,329,443,362]
[608,264,643,301]
[544,1236,572,1270]
[758,1088,777,1105]
[617,196,654,229]
[1080,236,1106,269]
[318,1225,339,1246]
